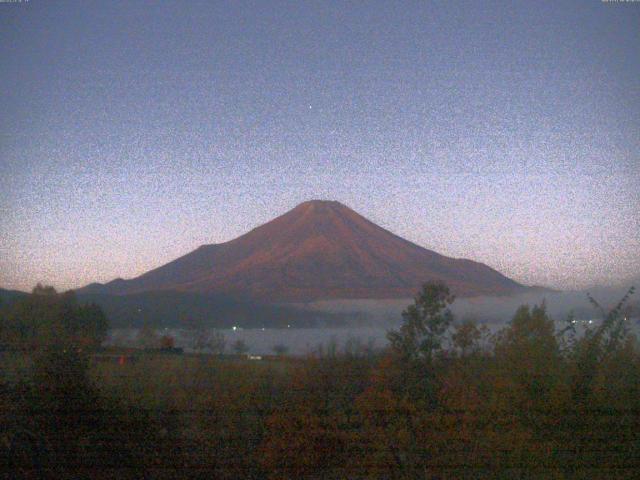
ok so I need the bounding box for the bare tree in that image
[194,328,226,355]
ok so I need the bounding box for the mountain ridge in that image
[80,200,528,301]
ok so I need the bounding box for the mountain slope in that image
[81,200,526,301]
[0,287,28,305]
[77,291,346,329]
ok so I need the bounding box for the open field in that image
[2,285,639,478]
[3,336,640,479]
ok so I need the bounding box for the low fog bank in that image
[104,284,639,356]
[293,284,639,327]
[106,326,389,356]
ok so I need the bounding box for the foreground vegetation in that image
[1,283,638,479]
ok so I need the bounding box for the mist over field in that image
[298,284,640,324]
[103,283,639,356]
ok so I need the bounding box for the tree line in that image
[0,282,638,479]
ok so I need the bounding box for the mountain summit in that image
[82,200,525,301]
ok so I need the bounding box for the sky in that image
[1,0,639,292]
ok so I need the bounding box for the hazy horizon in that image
[1,198,638,293]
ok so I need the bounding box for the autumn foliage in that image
[1,283,639,478]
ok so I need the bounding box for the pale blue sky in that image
[1,0,638,291]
